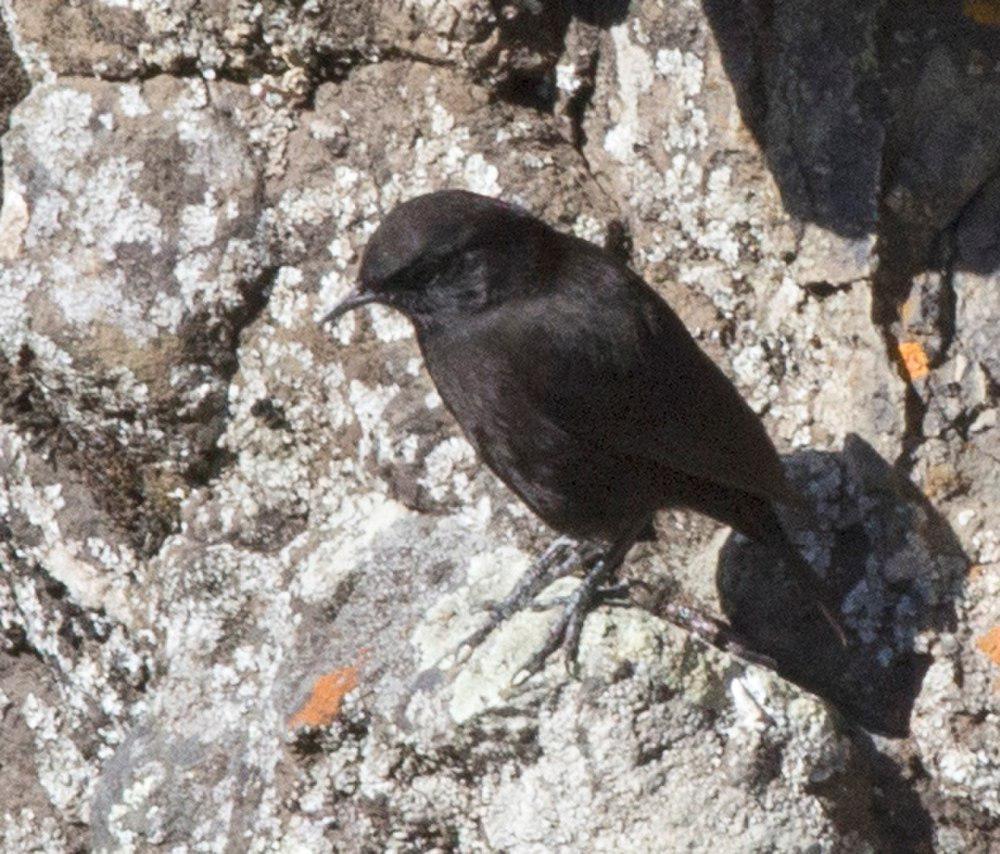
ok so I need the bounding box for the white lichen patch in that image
[0,428,140,625]
[104,760,168,849]
[1,810,68,853]
[410,546,531,670]
[117,82,151,118]
[912,654,1000,817]
[0,174,29,261]
[292,498,412,602]
[0,74,271,460]
[462,153,501,196]
[556,62,581,94]
[347,380,402,463]
[368,305,414,343]
[21,694,94,821]
[604,22,655,162]
[407,547,596,723]
[178,192,221,252]
[49,264,158,342]
[419,436,477,504]
[12,87,95,179]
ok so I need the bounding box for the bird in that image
[324,189,846,681]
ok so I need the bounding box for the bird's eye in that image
[398,254,452,289]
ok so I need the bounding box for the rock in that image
[85,498,863,851]
[1,76,269,553]
[953,271,1000,382]
[765,281,906,460]
[753,0,885,239]
[883,41,1000,237]
[1,0,999,850]
[719,436,968,738]
[791,227,877,289]
[0,10,29,170]
[2,0,494,90]
[956,171,1000,275]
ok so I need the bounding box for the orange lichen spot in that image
[289,666,359,728]
[964,0,1000,25]
[976,627,1000,667]
[898,341,930,381]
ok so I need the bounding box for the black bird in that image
[325,189,845,680]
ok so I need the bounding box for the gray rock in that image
[953,271,1000,382]
[1,0,999,851]
[0,9,29,188]
[1,76,269,553]
[2,0,494,92]
[757,0,885,239]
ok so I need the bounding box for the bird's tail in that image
[741,500,848,647]
[681,479,849,645]
[771,524,848,647]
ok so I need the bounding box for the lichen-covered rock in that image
[0,9,28,160]
[0,76,270,552]
[2,0,495,94]
[0,431,157,833]
[1,0,999,850]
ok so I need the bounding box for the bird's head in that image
[323,190,535,329]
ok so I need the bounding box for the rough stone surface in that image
[1,75,271,557]
[0,5,28,192]
[0,0,998,851]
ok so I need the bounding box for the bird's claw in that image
[447,539,598,670]
[525,582,632,613]
[448,525,642,689]
[451,614,508,667]
[510,615,573,686]
[507,557,617,687]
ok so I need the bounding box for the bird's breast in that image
[417,328,493,441]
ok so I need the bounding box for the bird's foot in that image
[510,554,619,687]
[452,536,603,667]
[475,536,578,615]
[525,581,633,612]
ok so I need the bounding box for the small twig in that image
[651,600,779,671]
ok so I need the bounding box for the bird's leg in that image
[453,536,603,665]
[511,518,648,686]
[526,580,633,611]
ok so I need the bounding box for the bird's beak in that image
[322,289,379,327]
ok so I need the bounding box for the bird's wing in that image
[482,255,800,506]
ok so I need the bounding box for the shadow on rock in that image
[716,434,968,738]
[809,730,936,852]
[481,0,631,110]
[569,0,631,28]
[702,0,1000,285]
